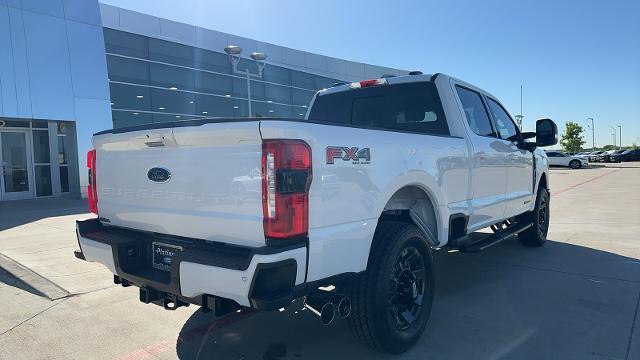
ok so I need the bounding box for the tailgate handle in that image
[139,133,174,148]
[145,140,165,147]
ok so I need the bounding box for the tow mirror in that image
[535,118,558,147]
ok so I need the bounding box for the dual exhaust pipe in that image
[304,291,351,325]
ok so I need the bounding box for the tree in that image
[560,122,586,153]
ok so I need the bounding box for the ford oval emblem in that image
[147,167,171,183]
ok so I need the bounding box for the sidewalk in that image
[0,198,114,296]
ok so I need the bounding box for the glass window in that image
[265,84,291,104]
[455,86,495,137]
[107,55,150,84]
[262,64,290,86]
[109,83,152,111]
[112,110,153,128]
[32,121,48,128]
[292,89,314,107]
[104,29,148,59]
[309,82,449,135]
[250,80,265,101]
[149,63,195,90]
[349,82,449,135]
[264,103,293,118]
[315,76,339,90]
[291,70,314,90]
[194,94,237,118]
[148,38,194,67]
[0,119,29,128]
[1,132,29,192]
[58,136,67,164]
[486,98,518,141]
[194,71,233,96]
[232,77,248,99]
[59,166,69,193]
[35,165,52,197]
[32,130,50,163]
[194,48,230,73]
[308,92,353,125]
[149,88,197,115]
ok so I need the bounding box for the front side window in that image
[455,86,495,137]
[486,98,518,142]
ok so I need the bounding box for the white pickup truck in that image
[75,72,557,353]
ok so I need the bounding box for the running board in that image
[459,222,532,253]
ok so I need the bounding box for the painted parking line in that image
[553,168,621,196]
[116,309,255,360]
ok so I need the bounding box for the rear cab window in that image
[308,81,450,136]
[455,86,496,137]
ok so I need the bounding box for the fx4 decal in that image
[326,146,371,164]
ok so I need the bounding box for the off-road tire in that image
[518,186,550,247]
[348,221,434,354]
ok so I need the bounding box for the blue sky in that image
[101,0,640,147]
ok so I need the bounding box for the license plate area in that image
[152,242,183,272]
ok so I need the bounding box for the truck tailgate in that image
[93,121,265,247]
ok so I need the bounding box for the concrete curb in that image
[0,253,70,301]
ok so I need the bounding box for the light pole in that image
[586,117,595,151]
[608,125,616,148]
[224,45,267,117]
[514,115,523,130]
[617,125,622,149]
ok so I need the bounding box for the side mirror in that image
[536,118,558,147]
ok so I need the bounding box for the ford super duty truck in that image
[74,72,558,353]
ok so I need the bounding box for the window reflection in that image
[105,29,341,128]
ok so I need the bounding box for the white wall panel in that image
[98,2,118,28]
[8,7,32,118]
[22,11,75,120]
[160,18,196,47]
[282,47,306,68]
[20,0,64,18]
[256,41,283,64]
[345,60,365,79]
[195,27,227,53]
[325,57,346,75]
[118,7,160,38]
[227,34,257,55]
[0,6,17,117]
[63,0,101,26]
[66,20,110,100]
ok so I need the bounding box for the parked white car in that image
[75,73,558,354]
[545,151,588,169]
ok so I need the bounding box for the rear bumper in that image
[75,218,306,310]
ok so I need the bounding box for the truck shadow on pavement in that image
[174,238,640,360]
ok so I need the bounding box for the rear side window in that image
[308,82,449,136]
[455,86,495,137]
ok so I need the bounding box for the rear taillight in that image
[262,140,312,239]
[87,149,98,215]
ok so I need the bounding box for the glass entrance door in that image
[0,131,34,200]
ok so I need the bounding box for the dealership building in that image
[0,1,405,202]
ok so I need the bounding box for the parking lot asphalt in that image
[1,163,639,360]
